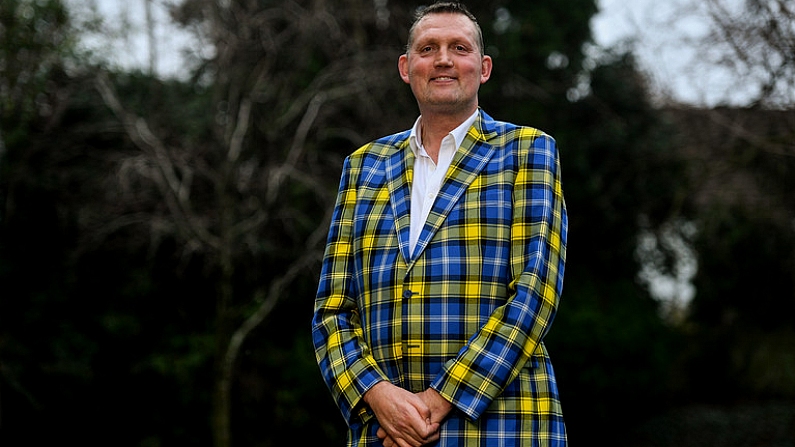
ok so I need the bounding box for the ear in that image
[398,54,410,84]
[480,55,493,84]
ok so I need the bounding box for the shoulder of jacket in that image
[343,130,408,168]
[352,130,410,157]
[478,110,553,144]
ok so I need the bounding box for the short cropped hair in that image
[406,2,485,56]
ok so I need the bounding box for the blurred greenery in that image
[1,0,793,446]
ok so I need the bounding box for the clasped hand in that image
[363,381,453,447]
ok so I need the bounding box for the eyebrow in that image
[412,33,476,48]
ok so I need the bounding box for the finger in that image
[387,403,433,444]
[424,427,441,444]
[415,407,442,440]
[394,436,418,447]
[404,396,436,440]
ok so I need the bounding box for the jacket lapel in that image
[411,110,499,259]
[385,139,415,264]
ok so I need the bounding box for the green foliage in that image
[0,55,218,444]
[668,102,795,406]
[233,333,347,447]
[470,0,598,126]
[679,206,795,403]
[548,276,678,432]
[691,209,795,330]
[0,0,72,145]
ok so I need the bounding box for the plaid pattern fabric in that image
[312,110,568,446]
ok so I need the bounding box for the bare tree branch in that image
[95,71,222,249]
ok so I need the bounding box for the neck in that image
[419,107,477,162]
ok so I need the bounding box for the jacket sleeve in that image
[430,131,568,420]
[311,155,387,426]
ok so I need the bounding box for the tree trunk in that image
[212,257,234,447]
[212,352,233,447]
[212,160,235,447]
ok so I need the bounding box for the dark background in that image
[1,0,793,446]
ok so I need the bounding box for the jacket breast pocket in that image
[449,184,511,233]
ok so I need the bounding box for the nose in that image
[434,48,453,66]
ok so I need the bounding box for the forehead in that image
[411,13,478,45]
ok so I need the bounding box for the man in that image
[312,2,568,446]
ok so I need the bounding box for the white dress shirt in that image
[407,110,479,254]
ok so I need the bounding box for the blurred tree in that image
[0,1,155,444]
[664,105,795,404]
[469,0,598,129]
[658,0,795,409]
[1,0,76,436]
[700,0,795,109]
[0,0,72,167]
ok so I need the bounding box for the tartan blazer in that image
[312,110,568,446]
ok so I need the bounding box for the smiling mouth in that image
[432,76,456,81]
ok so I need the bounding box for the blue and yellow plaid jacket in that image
[312,110,568,446]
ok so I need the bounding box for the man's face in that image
[399,13,492,117]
